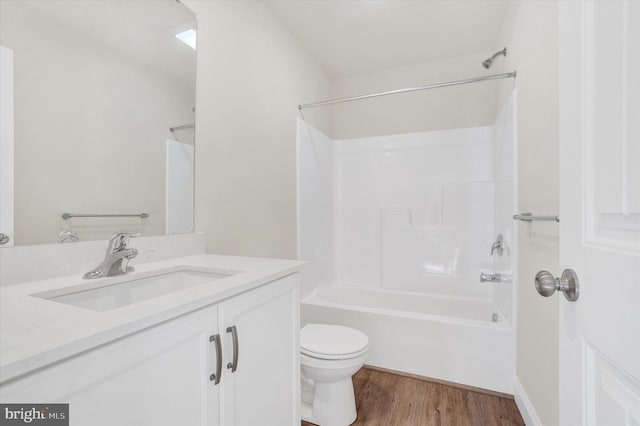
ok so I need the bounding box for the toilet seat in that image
[300,324,368,360]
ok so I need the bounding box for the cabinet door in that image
[219,274,300,426]
[0,305,221,426]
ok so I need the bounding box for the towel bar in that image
[513,213,559,222]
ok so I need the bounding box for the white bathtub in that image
[301,285,515,394]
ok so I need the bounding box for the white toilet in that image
[300,323,369,426]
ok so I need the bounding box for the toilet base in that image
[301,377,357,426]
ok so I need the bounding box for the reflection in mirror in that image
[0,0,196,246]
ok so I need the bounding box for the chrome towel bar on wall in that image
[62,212,149,219]
[513,212,559,222]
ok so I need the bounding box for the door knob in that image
[0,233,9,245]
[534,269,579,302]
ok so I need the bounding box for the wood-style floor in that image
[302,366,525,426]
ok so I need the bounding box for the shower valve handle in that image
[534,269,580,302]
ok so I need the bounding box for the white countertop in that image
[0,254,303,383]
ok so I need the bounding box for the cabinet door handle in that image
[226,326,239,373]
[209,334,222,385]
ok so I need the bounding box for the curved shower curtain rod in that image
[298,71,517,110]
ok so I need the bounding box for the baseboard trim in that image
[363,365,514,399]
[513,376,542,426]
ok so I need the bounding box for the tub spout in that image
[480,272,511,283]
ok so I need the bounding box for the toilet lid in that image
[300,324,368,358]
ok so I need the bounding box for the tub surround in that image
[297,117,515,300]
[297,93,517,394]
[0,247,303,383]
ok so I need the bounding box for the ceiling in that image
[266,0,510,77]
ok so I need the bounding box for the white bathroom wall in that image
[296,119,334,298]
[330,52,505,140]
[182,0,332,259]
[497,2,560,425]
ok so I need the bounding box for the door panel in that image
[584,0,640,251]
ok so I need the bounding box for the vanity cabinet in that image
[0,273,299,426]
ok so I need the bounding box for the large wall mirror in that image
[0,0,196,246]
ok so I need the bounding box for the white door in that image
[559,1,640,425]
[0,46,14,246]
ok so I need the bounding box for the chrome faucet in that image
[83,232,139,279]
[490,233,505,257]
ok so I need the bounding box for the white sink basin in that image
[32,267,238,311]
